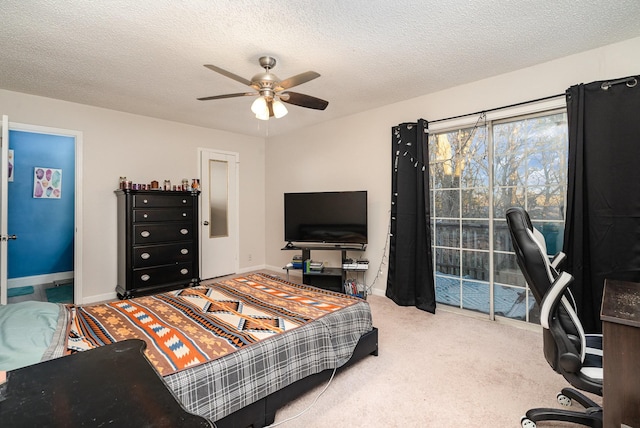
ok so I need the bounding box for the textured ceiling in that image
[2,0,640,138]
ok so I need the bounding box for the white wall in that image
[0,90,266,303]
[2,36,638,302]
[264,36,640,296]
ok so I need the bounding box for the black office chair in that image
[505,207,603,428]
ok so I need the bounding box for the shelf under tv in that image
[282,244,366,294]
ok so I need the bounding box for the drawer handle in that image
[143,199,148,204]
[141,274,150,281]
[180,248,189,255]
[180,228,189,235]
[143,213,148,219]
[140,230,150,238]
[180,268,189,275]
[141,252,150,260]
[182,199,187,204]
[182,212,187,217]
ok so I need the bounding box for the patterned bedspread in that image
[45,273,373,421]
[68,273,363,377]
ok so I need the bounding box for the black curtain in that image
[386,119,436,313]
[564,75,640,333]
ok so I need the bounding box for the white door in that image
[199,150,239,279]
[0,115,9,305]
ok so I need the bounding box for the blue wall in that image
[8,130,75,279]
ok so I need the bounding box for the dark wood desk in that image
[601,279,640,428]
[0,339,212,427]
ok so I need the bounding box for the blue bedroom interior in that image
[6,130,74,303]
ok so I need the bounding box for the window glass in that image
[461,250,489,281]
[435,219,460,248]
[209,159,229,238]
[461,189,489,218]
[462,220,489,250]
[433,189,460,218]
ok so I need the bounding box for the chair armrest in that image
[550,252,566,270]
[540,271,573,330]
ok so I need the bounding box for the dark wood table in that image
[0,339,212,427]
[600,279,640,428]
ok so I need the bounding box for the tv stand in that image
[282,244,366,294]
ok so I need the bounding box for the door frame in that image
[1,116,8,305]
[198,148,240,279]
[1,121,83,304]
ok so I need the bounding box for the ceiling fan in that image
[197,56,329,120]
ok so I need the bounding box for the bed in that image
[0,273,378,427]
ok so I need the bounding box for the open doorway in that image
[4,124,82,304]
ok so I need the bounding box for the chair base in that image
[521,388,602,428]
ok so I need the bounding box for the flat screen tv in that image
[284,191,367,247]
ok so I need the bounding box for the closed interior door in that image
[199,150,238,279]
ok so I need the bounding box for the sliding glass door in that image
[430,121,491,315]
[430,109,568,324]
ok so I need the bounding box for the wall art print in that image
[33,167,62,199]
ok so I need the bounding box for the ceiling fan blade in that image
[203,64,253,87]
[278,71,320,90]
[280,91,329,110]
[197,92,257,101]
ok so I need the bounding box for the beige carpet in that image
[271,293,602,427]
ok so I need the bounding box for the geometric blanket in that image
[67,273,361,376]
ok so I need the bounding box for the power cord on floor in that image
[264,366,338,427]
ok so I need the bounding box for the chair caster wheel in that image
[557,392,572,407]
[521,416,536,428]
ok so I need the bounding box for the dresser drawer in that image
[134,209,192,223]
[132,263,195,288]
[133,194,193,208]
[133,243,194,268]
[133,223,193,244]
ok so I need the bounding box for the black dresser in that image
[115,189,200,299]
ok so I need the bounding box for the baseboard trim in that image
[239,264,267,274]
[82,291,118,305]
[8,272,74,289]
[370,287,385,297]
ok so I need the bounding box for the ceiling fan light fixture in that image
[251,96,268,115]
[272,98,288,118]
[255,106,270,121]
[199,57,328,118]
[256,112,269,121]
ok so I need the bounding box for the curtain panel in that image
[386,119,436,313]
[564,75,640,333]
